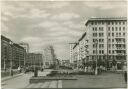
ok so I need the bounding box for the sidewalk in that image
[1,73,24,82]
[25,80,62,88]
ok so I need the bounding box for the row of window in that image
[93,50,104,54]
[93,44,104,48]
[108,27,126,31]
[116,39,125,42]
[91,21,126,25]
[93,39,104,43]
[93,33,104,37]
[92,27,104,31]
[108,32,125,37]
[93,50,125,54]
[108,39,125,43]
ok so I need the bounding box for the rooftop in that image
[85,17,127,25]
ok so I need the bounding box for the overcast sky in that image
[1,0,127,60]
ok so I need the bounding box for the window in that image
[115,22,117,25]
[91,22,93,25]
[109,44,111,48]
[95,22,97,25]
[102,50,104,54]
[93,33,97,37]
[99,50,101,54]
[112,33,114,36]
[108,39,111,42]
[112,39,114,42]
[119,27,121,31]
[93,50,95,54]
[93,44,95,48]
[116,33,118,37]
[112,27,114,31]
[112,44,114,48]
[108,33,110,36]
[99,44,101,48]
[108,27,110,31]
[93,27,95,31]
[99,39,101,42]
[102,22,104,25]
[123,33,125,36]
[102,39,104,42]
[119,33,121,36]
[123,27,125,31]
[109,50,111,54]
[112,50,114,54]
[95,27,97,31]
[119,22,121,25]
[108,22,110,25]
[123,21,125,25]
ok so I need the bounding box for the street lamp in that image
[94,39,98,75]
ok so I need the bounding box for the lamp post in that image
[94,39,98,75]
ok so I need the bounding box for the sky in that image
[1,0,127,60]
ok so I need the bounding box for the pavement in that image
[62,72,127,88]
[25,80,62,88]
[1,69,53,89]
[1,73,24,82]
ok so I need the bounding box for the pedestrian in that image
[18,66,21,73]
[11,69,13,76]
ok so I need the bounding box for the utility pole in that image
[95,39,98,75]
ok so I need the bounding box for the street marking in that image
[58,80,62,88]
[40,82,50,88]
[49,81,57,88]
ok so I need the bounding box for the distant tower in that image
[19,42,29,53]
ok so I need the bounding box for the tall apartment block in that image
[72,17,127,70]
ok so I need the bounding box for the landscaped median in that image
[29,70,77,83]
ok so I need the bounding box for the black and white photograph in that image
[1,0,127,88]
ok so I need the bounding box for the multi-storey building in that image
[43,46,56,68]
[72,17,127,70]
[85,17,127,70]
[1,35,13,70]
[26,53,43,67]
[1,35,26,70]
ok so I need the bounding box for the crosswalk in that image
[25,80,62,88]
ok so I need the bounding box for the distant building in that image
[26,53,43,67]
[19,42,29,53]
[69,43,76,63]
[43,46,56,68]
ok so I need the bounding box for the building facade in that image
[26,53,43,67]
[72,17,127,70]
[19,42,29,53]
[43,46,56,68]
[1,35,26,70]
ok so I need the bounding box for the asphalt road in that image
[63,72,127,88]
